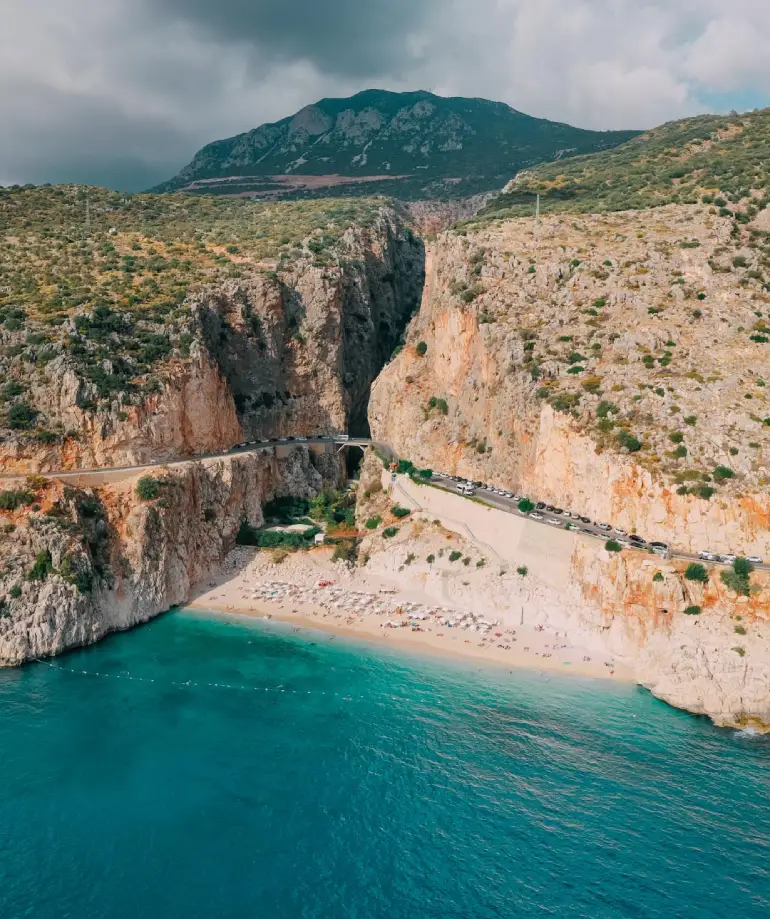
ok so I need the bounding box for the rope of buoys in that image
[38,660,375,703]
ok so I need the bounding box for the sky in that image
[1,0,769,191]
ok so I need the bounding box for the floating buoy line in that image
[37,660,378,704]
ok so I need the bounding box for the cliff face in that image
[370,207,770,557]
[0,448,337,665]
[369,209,770,727]
[0,206,423,472]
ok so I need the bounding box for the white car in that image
[613,528,628,537]
[597,523,612,531]
[747,556,764,564]
[546,518,562,527]
[698,551,717,561]
[721,554,737,564]
[529,512,544,521]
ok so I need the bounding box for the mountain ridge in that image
[152,89,640,201]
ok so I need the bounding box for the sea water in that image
[0,610,768,919]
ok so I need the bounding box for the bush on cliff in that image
[721,558,754,596]
[685,563,709,583]
[605,539,623,552]
[365,516,382,530]
[136,476,162,501]
[0,488,35,511]
[391,506,411,519]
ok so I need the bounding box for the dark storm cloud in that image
[151,0,434,77]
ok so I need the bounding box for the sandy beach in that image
[188,547,632,682]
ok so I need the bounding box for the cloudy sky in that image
[2,0,769,190]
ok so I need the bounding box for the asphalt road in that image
[424,474,769,572]
[0,434,762,572]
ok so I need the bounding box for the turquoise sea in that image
[1,610,769,919]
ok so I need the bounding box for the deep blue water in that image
[1,610,769,919]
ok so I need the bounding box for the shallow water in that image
[1,609,768,919]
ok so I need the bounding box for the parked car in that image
[529,512,544,521]
[552,508,564,515]
[579,516,591,524]
[597,523,612,531]
[613,528,628,537]
[535,502,546,510]
[546,518,562,527]
[698,551,717,561]
[721,554,737,563]
[747,556,764,564]
[649,541,669,550]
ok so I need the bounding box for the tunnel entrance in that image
[344,445,365,479]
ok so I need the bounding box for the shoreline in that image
[187,550,633,683]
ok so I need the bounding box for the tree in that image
[416,341,427,356]
[518,498,535,513]
[683,605,702,615]
[720,558,753,596]
[685,563,709,583]
[605,539,622,552]
[382,527,398,539]
[391,506,411,519]
[136,476,161,500]
[7,402,38,430]
[365,516,382,530]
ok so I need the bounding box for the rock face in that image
[370,209,770,728]
[0,448,338,664]
[371,206,770,557]
[0,207,423,472]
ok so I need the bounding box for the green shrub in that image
[428,397,449,415]
[652,571,664,583]
[426,554,435,564]
[517,566,528,577]
[605,539,622,552]
[417,468,433,479]
[732,646,746,657]
[449,550,462,562]
[683,605,702,615]
[27,550,53,582]
[721,558,753,596]
[415,341,427,356]
[9,585,22,599]
[697,486,714,500]
[518,498,535,513]
[365,516,382,530]
[136,476,162,501]
[713,465,735,481]
[734,624,747,635]
[382,527,398,539]
[396,459,415,475]
[0,489,35,511]
[685,563,709,582]
[617,431,642,452]
[7,402,38,430]
[668,431,684,444]
[391,506,411,519]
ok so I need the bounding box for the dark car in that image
[580,516,591,524]
[285,436,296,441]
[649,541,668,550]
[629,534,645,544]
[536,502,546,510]
[473,481,483,488]
[552,508,564,515]
[545,505,555,513]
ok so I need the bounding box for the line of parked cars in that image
[432,472,763,565]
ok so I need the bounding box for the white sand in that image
[188,547,631,682]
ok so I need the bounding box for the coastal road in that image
[0,436,391,485]
[421,474,770,572]
[0,434,762,571]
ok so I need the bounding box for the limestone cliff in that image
[0,448,337,664]
[371,206,770,557]
[0,205,423,472]
[369,206,770,728]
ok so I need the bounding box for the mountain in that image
[152,89,640,201]
[476,107,770,221]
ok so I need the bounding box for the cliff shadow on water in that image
[193,214,425,440]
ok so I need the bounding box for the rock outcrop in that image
[0,447,338,664]
[370,207,770,728]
